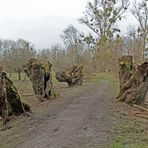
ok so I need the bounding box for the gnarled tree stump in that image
[0,67,31,124]
[117,58,148,105]
[55,65,84,87]
[23,59,56,102]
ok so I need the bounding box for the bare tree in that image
[125,26,144,63]
[131,0,148,59]
[37,44,70,70]
[61,25,84,65]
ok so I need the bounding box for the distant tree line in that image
[0,39,35,80]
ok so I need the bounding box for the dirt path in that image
[5,81,113,148]
[1,80,148,148]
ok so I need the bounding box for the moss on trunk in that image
[0,68,31,124]
[23,59,56,102]
[117,57,148,105]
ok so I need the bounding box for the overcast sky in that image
[0,0,140,49]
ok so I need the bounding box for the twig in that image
[133,112,148,119]
[144,101,148,105]
[133,104,148,112]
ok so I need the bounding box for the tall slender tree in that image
[80,0,129,41]
[80,0,129,72]
[131,0,148,59]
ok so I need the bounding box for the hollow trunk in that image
[23,59,56,102]
[55,65,84,87]
[0,68,31,124]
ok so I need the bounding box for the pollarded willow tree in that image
[23,59,57,102]
[117,56,148,105]
[80,0,129,71]
[0,67,31,124]
[55,65,84,87]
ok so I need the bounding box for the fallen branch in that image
[133,104,148,113]
[133,112,148,119]
[144,101,148,105]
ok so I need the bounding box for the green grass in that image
[106,121,148,148]
[7,72,119,98]
[107,111,148,148]
[109,141,148,148]
[7,72,119,97]
[0,144,9,148]
[7,72,28,81]
[7,72,58,83]
[9,72,117,87]
[110,141,148,148]
[108,77,119,96]
[111,141,123,148]
[85,72,115,83]
[6,72,58,91]
[85,72,119,96]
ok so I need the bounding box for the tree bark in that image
[23,59,56,102]
[117,59,148,105]
[0,68,31,124]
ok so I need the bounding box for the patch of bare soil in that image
[0,81,148,148]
